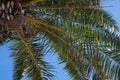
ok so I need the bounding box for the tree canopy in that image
[0,0,120,80]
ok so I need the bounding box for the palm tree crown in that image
[1,0,120,80]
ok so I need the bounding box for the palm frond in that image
[1,0,120,80]
[10,31,54,80]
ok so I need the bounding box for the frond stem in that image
[16,30,44,80]
[29,0,46,4]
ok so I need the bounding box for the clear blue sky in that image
[0,44,13,80]
[0,1,120,80]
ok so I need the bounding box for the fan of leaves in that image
[10,33,54,80]
[2,0,120,80]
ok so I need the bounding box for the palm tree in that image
[1,0,120,80]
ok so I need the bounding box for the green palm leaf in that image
[1,0,120,80]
